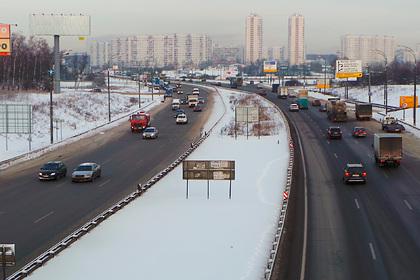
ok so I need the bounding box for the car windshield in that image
[75,165,93,171]
[41,163,59,170]
[348,167,364,173]
[132,115,146,120]
[144,128,156,132]
[330,128,341,132]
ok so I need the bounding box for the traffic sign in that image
[283,191,289,200]
[335,60,363,79]
[0,24,10,39]
[0,38,11,56]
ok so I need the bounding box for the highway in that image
[227,84,420,280]
[0,85,213,276]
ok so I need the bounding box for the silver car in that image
[72,162,101,182]
[142,127,159,139]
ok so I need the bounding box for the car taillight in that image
[345,172,350,177]
[362,172,367,177]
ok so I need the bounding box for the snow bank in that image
[28,88,290,280]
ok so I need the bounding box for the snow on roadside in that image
[0,81,162,163]
[28,87,290,280]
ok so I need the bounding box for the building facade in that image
[89,34,212,68]
[288,14,305,66]
[341,35,396,64]
[245,13,263,64]
[265,46,286,63]
[89,41,111,67]
[212,45,243,64]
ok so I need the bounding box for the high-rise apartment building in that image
[245,13,263,64]
[89,41,111,67]
[89,34,212,68]
[265,46,286,63]
[341,35,396,64]
[288,14,305,65]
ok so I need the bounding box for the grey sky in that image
[2,0,420,53]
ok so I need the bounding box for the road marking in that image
[403,200,413,211]
[367,154,373,159]
[354,199,360,209]
[353,140,359,145]
[383,172,389,179]
[334,153,338,159]
[102,159,112,166]
[99,179,111,187]
[326,140,330,144]
[369,243,377,260]
[34,211,54,224]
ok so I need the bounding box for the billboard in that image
[263,60,278,73]
[335,60,362,79]
[0,24,11,56]
[182,160,235,180]
[0,104,32,134]
[316,79,331,89]
[399,96,419,109]
[0,244,16,267]
[29,14,91,36]
[236,106,259,122]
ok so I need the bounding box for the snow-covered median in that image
[27,88,290,280]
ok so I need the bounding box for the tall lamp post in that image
[372,50,388,114]
[398,45,417,126]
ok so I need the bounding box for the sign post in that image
[0,244,16,280]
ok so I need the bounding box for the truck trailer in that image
[327,99,347,122]
[355,103,372,120]
[373,134,402,167]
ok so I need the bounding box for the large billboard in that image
[0,24,11,56]
[182,160,235,180]
[335,60,362,79]
[263,60,278,73]
[236,106,259,122]
[399,96,419,109]
[29,14,91,36]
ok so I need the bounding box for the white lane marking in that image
[334,153,338,159]
[327,140,330,144]
[353,140,359,145]
[102,159,112,166]
[383,172,389,179]
[354,199,360,209]
[404,200,413,211]
[367,154,373,159]
[369,243,377,261]
[34,211,54,224]
[99,179,111,187]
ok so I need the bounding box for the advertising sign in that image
[335,60,363,79]
[316,79,331,89]
[0,23,11,56]
[236,106,259,122]
[399,96,419,109]
[0,104,32,134]
[0,244,16,267]
[263,60,278,73]
[29,14,91,36]
[0,24,10,38]
[182,160,235,181]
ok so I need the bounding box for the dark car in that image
[198,97,205,104]
[319,104,327,112]
[174,108,186,118]
[352,127,367,137]
[193,105,203,112]
[249,80,255,85]
[327,127,342,139]
[343,163,367,184]
[71,162,101,183]
[216,82,222,86]
[38,161,67,180]
[384,123,405,133]
[312,99,321,106]
[257,88,266,96]
[180,97,188,105]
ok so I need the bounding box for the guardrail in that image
[0,100,158,170]
[7,86,226,280]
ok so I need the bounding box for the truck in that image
[172,99,180,110]
[188,94,199,107]
[129,112,151,132]
[277,87,288,99]
[355,103,372,120]
[327,99,347,122]
[381,115,405,133]
[229,77,243,88]
[297,89,309,109]
[373,134,402,167]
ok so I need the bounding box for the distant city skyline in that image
[2,0,420,54]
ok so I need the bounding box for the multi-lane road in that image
[0,85,213,276]
[237,84,420,280]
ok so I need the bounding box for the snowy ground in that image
[28,88,290,280]
[0,78,162,163]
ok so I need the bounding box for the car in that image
[257,88,266,95]
[180,97,188,105]
[38,161,67,180]
[343,163,367,184]
[174,108,185,118]
[352,127,367,137]
[178,90,184,94]
[327,126,342,139]
[257,84,263,89]
[216,82,222,86]
[176,113,188,124]
[289,103,299,112]
[91,88,102,93]
[198,97,205,104]
[71,162,101,182]
[142,127,159,139]
[312,99,321,106]
[249,80,255,85]
[193,105,203,112]
[319,104,327,112]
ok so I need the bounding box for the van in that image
[172,99,180,110]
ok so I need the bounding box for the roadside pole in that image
[138,74,141,108]
[50,72,54,144]
[368,66,372,103]
[108,70,111,122]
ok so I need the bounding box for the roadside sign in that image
[399,96,418,109]
[183,160,235,180]
[0,24,10,38]
[0,244,16,267]
[236,106,259,122]
[263,60,278,73]
[335,60,363,79]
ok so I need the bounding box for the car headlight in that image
[84,174,91,178]
[51,173,56,176]
[39,172,43,176]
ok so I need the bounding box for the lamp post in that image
[398,45,417,126]
[372,50,388,114]
[107,69,111,122]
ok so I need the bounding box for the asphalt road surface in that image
[0,85,214,276]
[223,83,420,280]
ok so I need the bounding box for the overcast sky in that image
[2,0,420,53]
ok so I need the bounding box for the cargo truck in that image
[129,112,151,132]
[277,87,288,99]
[188,94,199,107]
[297,89,309,109]
[355,103,372,121]
[327,99,347,122]
[373,134,402,167]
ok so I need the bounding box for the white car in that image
[176,113,188,124]
[289,103,299,112]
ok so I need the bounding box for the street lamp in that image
[371,49,388,114]
[398,45,417,126]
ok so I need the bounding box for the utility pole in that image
[368,65,372,103]
[398,45,417,126]
[49,70,54,144]
[108,69,111,122]
[138,72,141,108]
[323,58,327,95]
[372,50,388,114]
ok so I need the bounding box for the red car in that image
[193,105,203,112]
[352,127,367,137]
